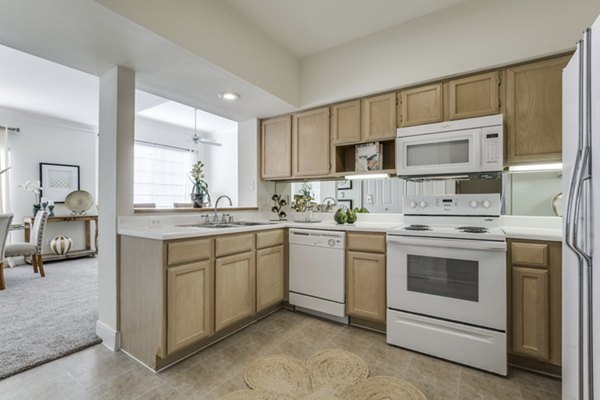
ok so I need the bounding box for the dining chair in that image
[5,211,49,278]
[0,213,14,290]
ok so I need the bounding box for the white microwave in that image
[396,114,503,177]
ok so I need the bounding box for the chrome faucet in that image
[213,195,233,222]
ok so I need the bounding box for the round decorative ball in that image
[50,236,73,255]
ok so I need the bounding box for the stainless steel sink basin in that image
[176,221,276,229]
[230,221,276,226]
[176,223,237,229]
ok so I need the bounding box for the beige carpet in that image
[221,349,426,400]
[0,258,101,379]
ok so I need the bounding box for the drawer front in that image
[167,238,212,265]
[256,229,285,249]
[511,242,549,267]
[347,232,386,253]
[216,233,255,257]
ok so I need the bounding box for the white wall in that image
[205,128,239,206]
[238,119,262,208]
[2,108,97,250]
[300,0,600,107]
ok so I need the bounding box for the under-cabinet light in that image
[344,173,390,180]
[508,163,563,172]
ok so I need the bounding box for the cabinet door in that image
[167,260,214,354]
[332,100,361,145]
[399,84,443,127]
[511,266,549,360]
[215,251,256,331]
[261,116,292,179]
[505,56,570,165]
[361,93,397,140]
[256,245,285,312]
[292,107,331,177]
[447,72,500,120]
[346,251,386,323]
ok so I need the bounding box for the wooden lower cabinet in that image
[167,260,214,354]
[346,251,386,323]
[256,245,285,312]
[215,250,256,332]
[345,232,386,325]
[511,266,549,359]
[508,239,562,368]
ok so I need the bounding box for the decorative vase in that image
[50,236,73,255]
[32,204,41,217]
[48,204,55,217]
[191,192,206,208]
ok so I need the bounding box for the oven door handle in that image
[387,235,507,251]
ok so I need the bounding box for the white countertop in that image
[118,211,563,242]
[118,211,403,240]
[500,215,563,242]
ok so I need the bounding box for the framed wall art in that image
[39,163,80,203]
[338,199,353,209]
[336,180,352,190]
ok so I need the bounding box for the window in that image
[134,143,192,208]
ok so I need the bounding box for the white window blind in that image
[134,143,192,208]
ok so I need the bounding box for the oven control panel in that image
[404,194,500,216]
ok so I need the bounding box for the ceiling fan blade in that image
[198,138,222,146]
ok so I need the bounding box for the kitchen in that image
[1,1,599,399]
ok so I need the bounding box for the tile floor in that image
[0,310,561,400]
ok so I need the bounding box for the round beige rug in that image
[341,376,427,400]
[222,349,426,400]
[308,349,369,393]
[244,354,312,398]
[220,389,295,400]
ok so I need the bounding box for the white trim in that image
[96,320,121,351]
[0,106,98,134]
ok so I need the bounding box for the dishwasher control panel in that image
[288,228,345,249]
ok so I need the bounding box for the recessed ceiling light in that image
[218,92,240,101]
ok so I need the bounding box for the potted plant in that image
[18,180,43,216]
[189,161,211,208]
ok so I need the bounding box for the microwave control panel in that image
[481,126,503,170]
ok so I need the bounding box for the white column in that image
[237,119,259,207]
[96,66,135,350]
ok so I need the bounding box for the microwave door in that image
[397,129,481,176]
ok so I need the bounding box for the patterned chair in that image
[5,211,49,278]
[0,213,14,290]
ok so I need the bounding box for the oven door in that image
[396,129,481,176]
[387,235,506,331]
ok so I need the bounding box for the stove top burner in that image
[457,226,489,234]
[404,224,431,231]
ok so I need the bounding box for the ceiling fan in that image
[189,108,222,147]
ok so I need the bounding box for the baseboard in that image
[96,320,121,351]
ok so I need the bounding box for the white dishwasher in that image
[289,228,347,322]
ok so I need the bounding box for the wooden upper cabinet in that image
[447,72,501,120]
[332,100,361,145]
[292,107,331,177]
[399,83,443,127]
[361,93,397,140]
[505,56,570,165]
[167,260,214,354]
[261,116,292,179]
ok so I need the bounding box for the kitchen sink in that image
[176,221,276,229]
[176,223,237,229]
[230,221,276,226]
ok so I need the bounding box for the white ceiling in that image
[138,102,237,133]
[0,0,297,122]
[224,0,469,57]
[0,43,236,132]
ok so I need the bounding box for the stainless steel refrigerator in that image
[562,14,600,400]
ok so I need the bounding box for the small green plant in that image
[189,161,210,207]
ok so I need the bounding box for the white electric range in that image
[386,194,507,375]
